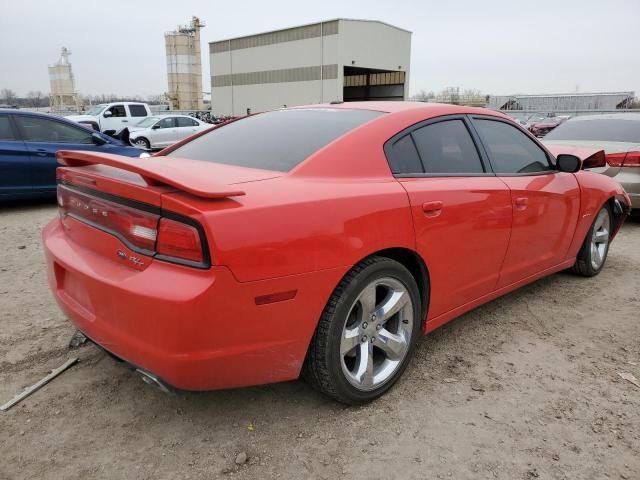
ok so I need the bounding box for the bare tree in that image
[27,90,44,109]
[1,88,17,105]
[411,89,435,102]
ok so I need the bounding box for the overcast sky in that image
[1,0,638,98]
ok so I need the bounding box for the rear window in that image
[545,118,640,143]
[166,109,383,172]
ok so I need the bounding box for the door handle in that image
[515,197,528,210]
[122,120,128,122]
[35,149,48,156]
[422,201,443,217]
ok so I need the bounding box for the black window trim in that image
[13,114,95,145]
[384,114,495,178]
[0,113,21,142]
[468,114,558,177]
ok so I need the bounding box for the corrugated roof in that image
[208,18,411,45]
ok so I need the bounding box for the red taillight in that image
[583,151,606,169]
[622,152,640,167]
[58,184,208,267]
[58,185,159,252]
[156,218,204,264]
[606,151,640,168]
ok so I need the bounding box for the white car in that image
[128,115,211,150]
[67,102,152,135]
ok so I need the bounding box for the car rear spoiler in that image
[56,150,246,199]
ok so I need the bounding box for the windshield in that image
[136,116,160,128]
[85,105,106,116]
[166,109,384,172]
[545,118,640,143]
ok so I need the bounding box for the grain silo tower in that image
[165,16,205,111]
[48,47,80,112]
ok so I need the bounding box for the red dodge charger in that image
[43,102,631,404]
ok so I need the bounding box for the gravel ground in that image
[1,201,639,480]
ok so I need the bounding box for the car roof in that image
[293,101,501,117]
[567,113,640,122]
[0,108,75,118]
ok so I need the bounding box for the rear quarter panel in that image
[162,178,416,282]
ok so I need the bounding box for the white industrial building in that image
[209,19,412,116]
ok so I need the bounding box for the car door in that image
[13,115,97,192]
[470,116,580,288]
[152,117,178,147]
[175,117,203,142]
[101,104,128,134]
[0,113,32,197]
[387,116,513,320]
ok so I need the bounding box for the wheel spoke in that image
[341,327,360,355]
[375,290,409,323]
[591,242,601,266]
[376,328,406,360]
[359,283,377,319]
[354,342,374,386]
[594,229,608,244]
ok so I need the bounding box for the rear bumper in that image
[43,218,343,391]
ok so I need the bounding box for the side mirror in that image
[152,124,161,130]
[91,132,107,145]
[556,154,582,173]
[103,110,113,118]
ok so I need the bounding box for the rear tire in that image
[571,204,612,277]
[303,256,422,404]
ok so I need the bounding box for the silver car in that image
[543,113,640,209]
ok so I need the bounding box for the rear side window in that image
[177,117,199,127]
[0,116,16,140]
[387,135,423,174]
[166,109,383,172]
[412,120,484,173]
[474,119,551,174]
[14,116,92,144]
[128,105,148,117]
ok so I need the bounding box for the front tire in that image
[571,204,612,277]
[303,256,422,404]
[133,137,150,149]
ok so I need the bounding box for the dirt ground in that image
[1,201,639,480]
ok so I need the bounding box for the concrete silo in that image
[165,16,205,111]
[48,47,80,112]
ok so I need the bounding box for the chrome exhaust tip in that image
[136,369,170,393]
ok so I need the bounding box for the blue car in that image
[0,109,145,200]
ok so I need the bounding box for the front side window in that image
[166,109,383,172]
[157,117,176,129]
[106,105,126,117]
[0,116,16,140]
[15,116,92,144]
[411,120,484,174]
[177,117,199,127]
[128,105,148,117]
[474,119,551,174]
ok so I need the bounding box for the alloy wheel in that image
[340,277,414,391]
[590,207,610,270]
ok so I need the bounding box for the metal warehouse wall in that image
[209,19,411,116]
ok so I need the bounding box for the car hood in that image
[543,139,640,154]
[66,114,97,122]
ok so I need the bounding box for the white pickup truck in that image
[67,102,152,136]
